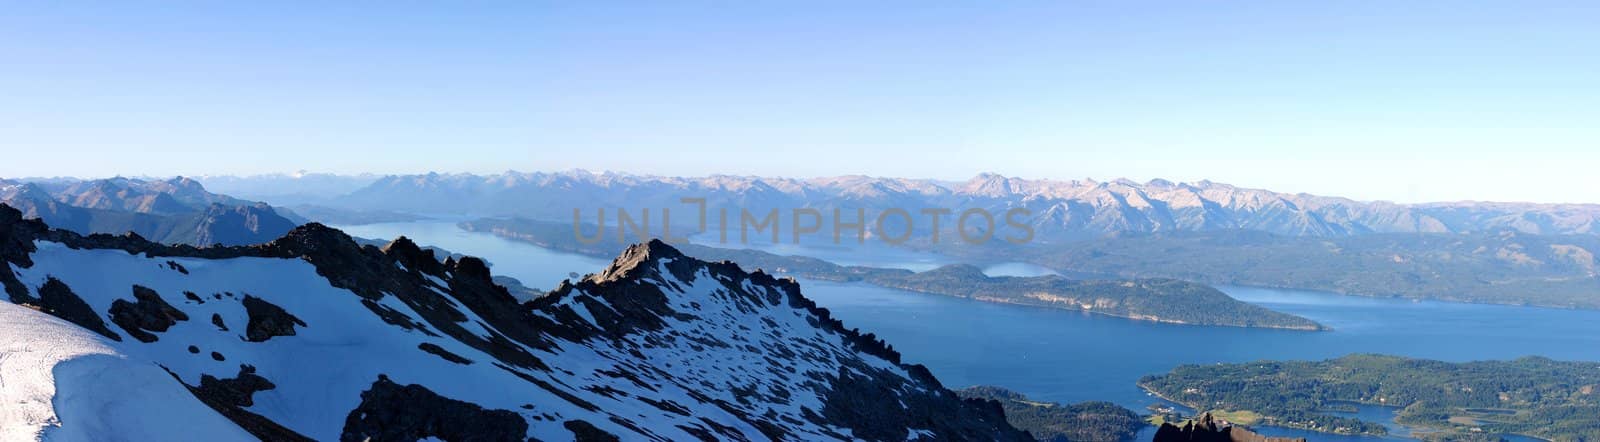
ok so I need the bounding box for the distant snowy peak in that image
[338,170,1600,238]
[0,205,1027,441]
[191,173,382,204]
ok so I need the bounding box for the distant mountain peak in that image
[331,170,1600,239]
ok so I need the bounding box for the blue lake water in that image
[340,222,1598,441]
[690,236,957,272]
[332,221,612,291]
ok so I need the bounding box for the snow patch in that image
[0,302,252,442]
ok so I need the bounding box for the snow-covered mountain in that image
[0,204,1027,441]
[194,172,383,206]
[326,170,1600,241]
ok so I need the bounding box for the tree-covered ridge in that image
[955,386,1144,442]
[1139,354,1600,441]
[1020,229,1600,310]
[459,217,1325,330]
[860,264,1323,330]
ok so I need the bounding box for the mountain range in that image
[0,204,1037,440]
[0,177,301,246]
[299,171,1600,241]
[194,172,383,206]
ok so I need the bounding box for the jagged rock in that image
[241,295,305,342]
[381,236,444,276]
[109,284,189,342]
[23,277,122,341]
[339,375,528,442]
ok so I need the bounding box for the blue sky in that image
[2,2,1597,203]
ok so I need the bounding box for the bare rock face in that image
[27,277,123,341]
[1152,412,1305,442]
[173,364,310,442]
[339,375,528,442]
[109,285,189,342]
[241,295,306,342]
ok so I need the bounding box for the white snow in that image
[3,239,936,441]
[0,302,252,442]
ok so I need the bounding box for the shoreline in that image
[1134,383,1391,438]
[459,221,1327,331]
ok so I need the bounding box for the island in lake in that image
[459,217,1326,330]
[1139,354,1600,441]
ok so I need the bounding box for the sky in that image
[2,2,1597,203]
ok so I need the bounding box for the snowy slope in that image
[0,204,1025,441]
[0,302,252,442]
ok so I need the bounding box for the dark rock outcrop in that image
[241,295,305,342]
[339,375,528,442]
[563,419,621,442]
[25,277,122,341]
[109,285,189,342]
[417,342,473,365]
[195,365,275,408]
[1152,412,1305,442]
[170,365,312,442]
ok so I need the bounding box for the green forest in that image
[956,386,1144,442]
[1139,354,1600,441]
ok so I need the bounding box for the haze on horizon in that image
[3,2,1597,204]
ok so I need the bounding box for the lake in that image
[334,220,613,291]
[339,221,1600,441]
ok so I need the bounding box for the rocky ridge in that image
[0,202,1030,440]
